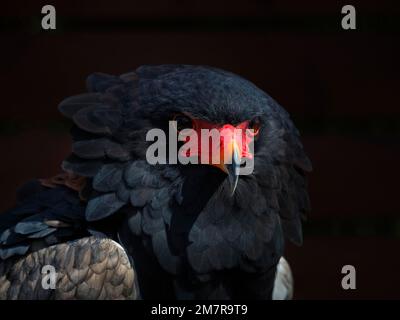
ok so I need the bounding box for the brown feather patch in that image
[39,172,87,200]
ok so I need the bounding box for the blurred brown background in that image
[1,0,399,299]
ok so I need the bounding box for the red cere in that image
[179,119,257,161]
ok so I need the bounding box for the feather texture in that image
[0,237,137,299]
[1,65,311,300]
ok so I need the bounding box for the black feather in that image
[73,106,122,135]
[58,93,103,118]
[85,193,126,221]
[92,164,123,192]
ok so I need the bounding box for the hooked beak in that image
[212,140,241,196]
[226,143,241,196]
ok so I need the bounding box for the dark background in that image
[1,0,399,299]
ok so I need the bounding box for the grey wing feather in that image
[0,236,138,300]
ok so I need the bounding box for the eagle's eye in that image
[248,116,261,136]
[172,114,193,132]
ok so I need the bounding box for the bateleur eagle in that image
[0,65,311,299]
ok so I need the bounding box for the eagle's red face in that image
[174,113,261,194]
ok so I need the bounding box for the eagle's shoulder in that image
[0,178,104,261]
